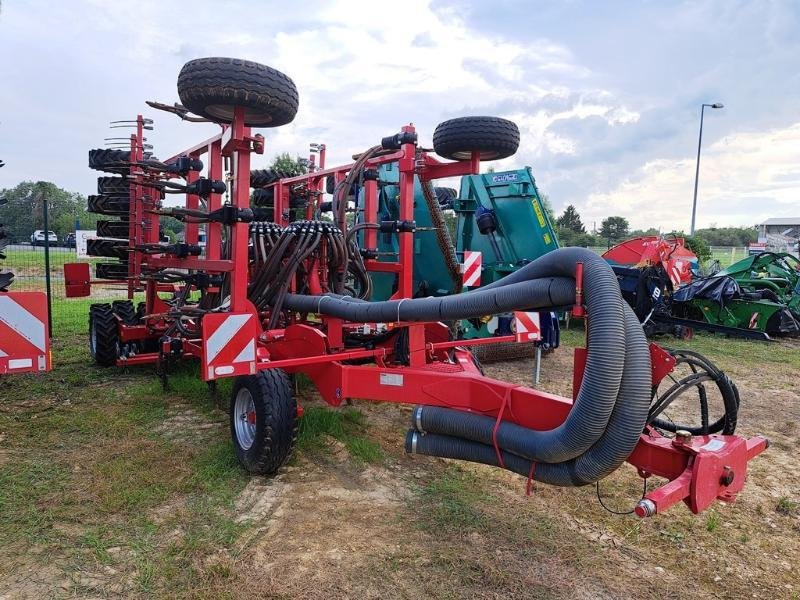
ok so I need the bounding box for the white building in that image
[757,218,800,254]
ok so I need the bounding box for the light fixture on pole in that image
[690,102,723,235]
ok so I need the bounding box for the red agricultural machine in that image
[0,200,51,376]
[68,57,767,518]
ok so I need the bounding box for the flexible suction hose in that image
[283,247,652,486]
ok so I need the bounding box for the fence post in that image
[42,190,53,336]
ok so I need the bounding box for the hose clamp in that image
[414,406,425,433]
[410,431,419,454]
[395,298,406,323]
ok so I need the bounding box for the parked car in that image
[64,233,76,248]
[30,230,58,246]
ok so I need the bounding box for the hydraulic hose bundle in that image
[284,247,653,486]
[248,220,372,329]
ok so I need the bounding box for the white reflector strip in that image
[0,296,46,352]
[206,314,251,363]
[233,339,255,364]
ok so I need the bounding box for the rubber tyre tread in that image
[230,370,298,475]
[112,300,137,326]
[88,194,130,216]
[178,57,299,127]
[88,149,131,174]
[87,238,127,259]
[89,303,119,367]
[434,187,457,208]
[433,116,520,161]
[97,176,130,195]
[96,262,129,280]
[96,220,130,239]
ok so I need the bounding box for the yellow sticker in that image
[543,233,551,245]
[532,199,546,228]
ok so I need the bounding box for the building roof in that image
[758,218,800,226]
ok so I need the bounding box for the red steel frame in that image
[76,110,766,517]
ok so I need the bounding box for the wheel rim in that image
[234,387,257,450]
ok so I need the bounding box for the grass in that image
[413,465,493,531]
[296,406,384,464]
[776,496,798,516]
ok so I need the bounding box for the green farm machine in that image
[360,165,560,348]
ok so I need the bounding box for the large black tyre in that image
[434,187,457,209]
[251,188,307,209]
[96,219,129,239]
[97,176,130,195]
[230,370,298,475]
[88,149,131,174]
[112,300,137,325]
[88,194,129,216]
[87,238,127,259]
[96,262,128,280]
[433,116,520,161]
[89,303,120,367]
[177,57,299,127]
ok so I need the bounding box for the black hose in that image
[284,247,652,485]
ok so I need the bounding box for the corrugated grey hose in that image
[283,247,652,486]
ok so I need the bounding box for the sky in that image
[1,0,798,232]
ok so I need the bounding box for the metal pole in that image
[690,104,706,236]
[42,188,53,336]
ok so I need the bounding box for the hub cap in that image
[234,388,257,450]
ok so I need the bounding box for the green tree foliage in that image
[693,226,757,246]
[271,152,309,176]
[600,216,630,242]
[629,227,660,237]
[556,204,585,233]
[0,181,96,241]
[669,231,712,263]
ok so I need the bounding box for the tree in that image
[556,205,585,233]
[0,181,96,241]
[600,216,629,243]
[271,152,309,176]
[670,231,712,263]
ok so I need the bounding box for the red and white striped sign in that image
[201,312,258,380]
[462,251,482,287]
[0,292,51,375]
[514,311,541,342]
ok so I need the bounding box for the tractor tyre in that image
[434,187,457,209]
[252,188,307,209]
[433,116,520,161]
[97,176,130,195]
[112,300,138,325]
[96,262,128,280]
[177,57,299,127]
[88,194,129,216]
[89,303,120,367]
[88,149,131,174]
[250,168,281,188]
[87,238,127,259]
[96,219,129,239]
[230,369,298,475]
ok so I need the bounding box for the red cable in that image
[492,389,512,469]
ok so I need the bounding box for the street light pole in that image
[690,102,723,235]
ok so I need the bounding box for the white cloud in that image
[583,122,800,231]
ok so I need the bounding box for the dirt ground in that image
[0,329,798,599]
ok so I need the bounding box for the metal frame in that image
[70,110,766,517]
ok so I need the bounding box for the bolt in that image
[635,499,656,518]
[674,430,692,445]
